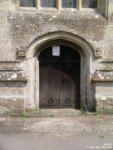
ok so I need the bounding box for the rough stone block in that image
[108,97,113,106]
[0,98,25,114]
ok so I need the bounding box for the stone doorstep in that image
[25,109,82,118]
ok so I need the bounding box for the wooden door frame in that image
[26,31,94,110]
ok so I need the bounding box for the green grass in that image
[93,111,113,116]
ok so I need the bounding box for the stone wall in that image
[0,0,113,113]
[95,82,113,113]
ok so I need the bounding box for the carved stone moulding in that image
[16,47,26,58]
[0,71,27,82]
[94,48,102,58]
[92,70,113,82]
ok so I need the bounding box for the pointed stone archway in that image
[26,31,94,110]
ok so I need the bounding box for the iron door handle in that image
[62,77,68,82]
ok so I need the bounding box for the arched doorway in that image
[26,32,94,110]
[39,45,80,109]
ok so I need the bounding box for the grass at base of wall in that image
[93,111,113,116]
[3,109,113,118]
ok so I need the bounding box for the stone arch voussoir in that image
[27,31,95,59]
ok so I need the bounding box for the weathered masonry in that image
[0,0,113,114]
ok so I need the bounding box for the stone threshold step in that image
[24,109,82,117]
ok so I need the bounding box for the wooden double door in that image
[39,46,80,108]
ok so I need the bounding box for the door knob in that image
[62,77,68,82]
